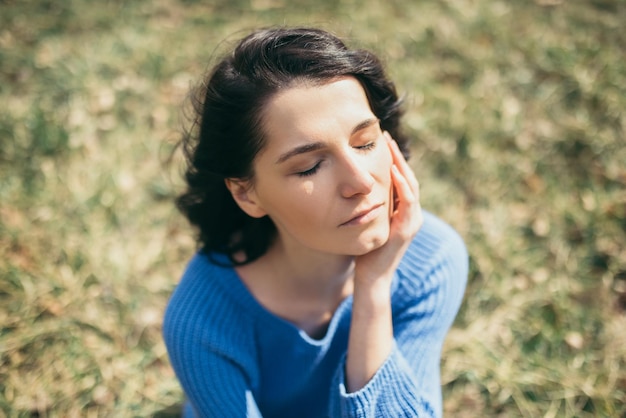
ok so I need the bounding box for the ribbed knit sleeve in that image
[162,256,264,417]
[328,212,468,417]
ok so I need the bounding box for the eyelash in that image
[297,162,322,177]
[295,141,377,177]
[356,142,376,151]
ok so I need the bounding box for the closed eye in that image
[296,161,322,177]
[355,142,376,151]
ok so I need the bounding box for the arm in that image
[170,349,263,418]
[331,217,468,417]
[162,267,264,418]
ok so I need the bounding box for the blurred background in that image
[1,0,625,416]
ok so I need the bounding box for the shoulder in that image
[163,253,257,365]
[394,211,468,310]
[163,253,232,330]
[400,210,468,276]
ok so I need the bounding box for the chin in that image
[350,228,390,255]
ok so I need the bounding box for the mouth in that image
[339,203,385,227]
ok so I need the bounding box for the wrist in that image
[346,280,394,392]
[353,271,394,294]
[351,279,392,318]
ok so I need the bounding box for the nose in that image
[338,152,375,198]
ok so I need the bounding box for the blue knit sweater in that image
[163,211,468,417]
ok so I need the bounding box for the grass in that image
[1,0,625,416]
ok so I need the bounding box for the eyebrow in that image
[351,118,380,136]
[275,118,380,164]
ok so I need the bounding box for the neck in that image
[234,234,355,339]
[265,237,354,298]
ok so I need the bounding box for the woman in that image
[163,27,468,417]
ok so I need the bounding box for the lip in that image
[339,203,385,227]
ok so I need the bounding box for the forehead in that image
[259,77,375,151]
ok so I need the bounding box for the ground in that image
[1,0,625,416]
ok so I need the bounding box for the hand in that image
[354,132,423,285]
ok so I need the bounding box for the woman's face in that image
[238,77,394,256]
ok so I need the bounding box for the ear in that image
[224,178,267,218]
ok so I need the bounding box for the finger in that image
[390,164,423,237]
[391,163,415,208]
[385,132,420,193]
[384,132,416,184]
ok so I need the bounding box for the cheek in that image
[375,143,393,178]
[385,146,393,169]
[265,182,325,224]
[302,181,314,195]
